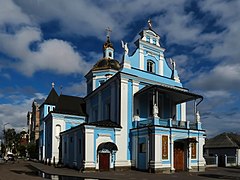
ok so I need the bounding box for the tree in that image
[27,143,38,159]
[4,128,28,156]
[18,145,26,157]
[4,128,16,152]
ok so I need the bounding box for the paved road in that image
[0,160,240,180]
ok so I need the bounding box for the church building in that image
[59,21,206,173]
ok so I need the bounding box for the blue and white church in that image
[43,22,206,173]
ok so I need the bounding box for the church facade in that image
[58,22,206,173]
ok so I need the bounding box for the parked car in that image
[6,154,14,161]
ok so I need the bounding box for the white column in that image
[159,53,164,76]
[198,135,206,168]
[237,149,240,166]
[84,127,95,168]
[170,137,175,171]
[139,48,144,70]
[152,134,161,169]
[188,144,192,170]
[181,103,186,121]
[115,78,131,167]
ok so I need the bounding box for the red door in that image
[99,153,110,171]
[174,142,185,171]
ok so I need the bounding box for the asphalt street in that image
[0,160,240,180]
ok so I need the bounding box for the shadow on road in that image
[198,173,240,180]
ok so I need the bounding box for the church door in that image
[99,153,110,171]
[174,142,185,171]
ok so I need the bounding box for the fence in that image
[225,155,237,167]
[204,155,218,167]
[204,154,238,167]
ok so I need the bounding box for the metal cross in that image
[105,27,112,37]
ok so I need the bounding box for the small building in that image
[204,132,240,166]
[60,21,206,173]
[39,83,86,163]
[44,94,86,164]
[39,84,59,161]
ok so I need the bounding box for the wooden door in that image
[99,153,110,171]
[174,142,185,171]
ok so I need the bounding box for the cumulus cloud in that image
[189,63,240,91]
[0,0,91,76]
[63,81,87,97]
[0,92,46,135]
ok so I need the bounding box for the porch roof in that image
[134,84,203,104]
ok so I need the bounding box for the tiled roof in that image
[54,94,86,116]
[205,132,240,148]
[44,88,59,105]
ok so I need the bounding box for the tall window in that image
[146,36,150,42]
[147,60,155,73]
[153,38,156,45]
[55,124,61,137]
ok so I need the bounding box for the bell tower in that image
[103,27,114,59]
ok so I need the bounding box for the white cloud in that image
[63,81,87,97]
[190,63,240,91]
[0,0,91,76]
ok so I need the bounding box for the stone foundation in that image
[150,168,171,174]
[189,166,206,172]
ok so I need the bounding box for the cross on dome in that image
[105,27,112,38]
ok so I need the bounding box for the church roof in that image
[205,133,240,149]
[88,120,121,128]
[135,84,203,104]
[42,88,59,106]
[92,58,120,71]
[54,94,86,116]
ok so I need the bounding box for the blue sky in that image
[0,0,239,137]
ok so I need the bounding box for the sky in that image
[0,0,240,138]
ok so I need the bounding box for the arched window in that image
[147,60,155,73]
[109,52,112,58]
[55,124,61,138]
